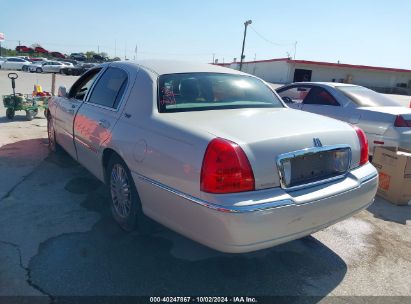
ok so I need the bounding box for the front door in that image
[54,68,102,158]
[74,67,129,178]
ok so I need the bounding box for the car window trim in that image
[69,67,104,100]
[83,66,130,112]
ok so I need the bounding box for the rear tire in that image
[6,108,15,119]
[107,155,142,231]
[26,110,35,121]
[36,67,43,73]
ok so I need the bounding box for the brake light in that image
[353,126,369,166]
[394,115,411,127]
[201,138,255,193]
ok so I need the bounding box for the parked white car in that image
[0,57,32,70]
[47,61,378,253]
[277,83,411,155]
[30,61,66,73]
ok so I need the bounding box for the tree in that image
[85,51,97,59]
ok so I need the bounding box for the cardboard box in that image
[372,146,411,205]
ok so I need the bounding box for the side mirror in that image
[58,86,67,97]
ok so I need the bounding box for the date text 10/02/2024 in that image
[149,297,258,303]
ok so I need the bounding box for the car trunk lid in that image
[167,108,361,190]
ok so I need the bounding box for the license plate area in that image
[277,146,351,190]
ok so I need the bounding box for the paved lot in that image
[0,71,411,303]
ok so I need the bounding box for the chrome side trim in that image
[133,167,377,214]
[134,173,293,213]
[276,144,352,191]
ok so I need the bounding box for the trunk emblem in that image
[313,138,323,147]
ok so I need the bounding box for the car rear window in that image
[158,73,283,113]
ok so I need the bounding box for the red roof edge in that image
[288,59,411,74]
[213,57,411,74]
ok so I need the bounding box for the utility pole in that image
[293,41,297,59]
[114,40,117,57]
[98,45,100,54]
[239,20,252,71]
[212,53,215,64]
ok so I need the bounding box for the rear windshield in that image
[158,73,283,113]
[336,86,400,107]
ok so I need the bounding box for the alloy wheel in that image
[110,164,132,218]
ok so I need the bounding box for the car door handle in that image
[98,119,110,129]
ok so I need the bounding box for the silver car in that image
[47,61,378,253]
[30,61,66,73]
[277,82,411,155]
[0,57,31,70]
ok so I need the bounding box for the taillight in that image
[201,138,255,193]
[394,115,411,127]
[353,126,369,166]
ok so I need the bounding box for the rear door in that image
[50,62,63,73]
[74,66,129,177]
[54,68,102,158]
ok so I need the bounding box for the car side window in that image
[87,67,128,109]
[277,86,312,104]
[303,87,340,106]
[69,68,102,101]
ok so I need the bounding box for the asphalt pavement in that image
[0,71,410,304]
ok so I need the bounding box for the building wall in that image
[293,63,411,89]
[228,60,292,84]
[221,60,411,94]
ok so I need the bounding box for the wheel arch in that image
[102,148,121,184]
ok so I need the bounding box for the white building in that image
[216,58,411,94]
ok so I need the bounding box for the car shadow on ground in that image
[0,114,45,123]
[23,151,348,300]
[367,197,411,225]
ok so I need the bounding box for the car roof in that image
[111,59,249,76]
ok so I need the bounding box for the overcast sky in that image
[0,0,410,69]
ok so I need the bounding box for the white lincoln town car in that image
[47,60,378,253]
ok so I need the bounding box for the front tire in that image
[107,155,142,231]
[36,67,43,73]
[47,115,61,153]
